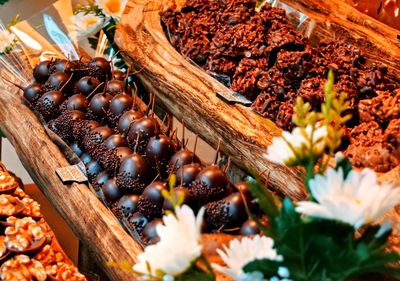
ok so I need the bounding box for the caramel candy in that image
[0,195,23,216]
[13,188,29,199]
[35,245,64,266]
[46,262,87,281]
[0,172,18,192]
[0,236,7,258]
[5,217,50,252]
[21,198,42,218]
[0,255,47,281]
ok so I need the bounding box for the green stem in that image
[200,254,215,280]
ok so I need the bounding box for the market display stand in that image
[0,80,143,281]
[115,0,400,201]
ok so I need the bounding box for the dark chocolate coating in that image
[102,177,123,202]
[72,120,101,145]
[100,146,133,175]
[143,219,163,243]
[112,70,126,81]
[103,134,128,149]
[90,126,114,142]
[106,80,131,95]
[239,219,261,236]
[86,57,111,81]
[116,194,140,217]
[175,163,203,187]
[196,165,228,190]
[80,152,93,166]
[138,181,167,219]
[64,94,88,112]
[35,90,66,121]
[75,76,102,96]
[116,153,151,193]
[86,160,103,181]
[204,192,247,230]
[169,149,201,171]
[127,212,149,234]
[45,72,71,92]
[50,59,80,75]
[92,171,110,192]
[23,82,43,105]
[234,182,252,199]
[82,126,113,155]
[146,134,176,176]
[88,93,112,120]
[223,192,248,227]
[33,60,51,83]
[117,110,144,135]
[190,165,229,206]
[127,117,161,153]
[70,143,83,157]
[107,93,134,126]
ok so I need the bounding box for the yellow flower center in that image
[84,18,99,27]
[105,0,121,14]
[355,198,362,204]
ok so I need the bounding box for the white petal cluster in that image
[0,29,16,54]
[213,235,282,281]
[133,205,204,278]
[265,125,327,165]
[296,167,400,229]
[95,0,128,19]
[70,12,104,39]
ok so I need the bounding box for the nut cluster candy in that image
[161,0,400,172]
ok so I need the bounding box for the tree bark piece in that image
[0,80,143,281]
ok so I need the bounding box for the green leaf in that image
[249,182,279,223]
[243,258,280,277]
[175,266,214,281]
[334,156,353,178]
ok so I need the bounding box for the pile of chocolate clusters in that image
[161,0,400,172]
[21,57,264,244]
[0,164,86,281]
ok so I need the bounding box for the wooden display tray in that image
[115,0,400,200]
[0,78,241,280]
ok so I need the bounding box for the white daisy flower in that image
[213,235,282,281]
[95,0,128,20]
[265,124,327,165]
[70,12,104,38]
[296,167,400,229]
[133,205,204,278]
[0,29,17,54]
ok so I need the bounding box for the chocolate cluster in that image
[161,0,400,172]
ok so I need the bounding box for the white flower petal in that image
[133,205,202,277]
[265,125,327,165]
[95,0,128,19]
[213,235,280,281]
[70,12,104,38]
[297,167,400,229]
[0,29,16,53]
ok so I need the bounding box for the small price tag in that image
[56,163,88,184]
[216,91,253,106]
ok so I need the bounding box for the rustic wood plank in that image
[115,0,306,200]
[0,80,143,281]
